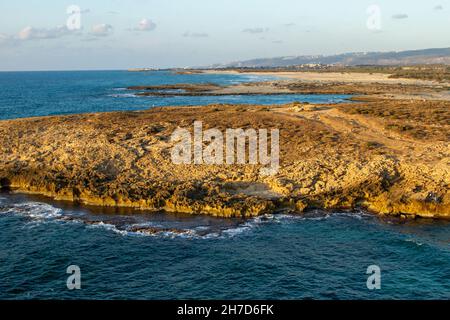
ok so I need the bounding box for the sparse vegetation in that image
[338,99,450,141]
[213,64,450,82]
[389,65,450,82]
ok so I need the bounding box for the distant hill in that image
[212,47,450,68]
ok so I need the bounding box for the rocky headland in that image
[0,91,448,218]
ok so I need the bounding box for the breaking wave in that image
[108,93,139,98]
[0,201,62,220]
[0,198,374,239]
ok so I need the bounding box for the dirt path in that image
[274,105,450,167]
[301,108,419,151]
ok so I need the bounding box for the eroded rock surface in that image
[0,100,449,218]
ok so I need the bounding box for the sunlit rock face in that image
[0,101,448,218]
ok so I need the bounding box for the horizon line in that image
[1,46,448,73]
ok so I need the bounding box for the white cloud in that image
[182,31,209,38]
[0,33,16,47]
[66,6,90,15]
[0,25,79,47]
[434,5,443,10]
[242,27,269,34]
[91,24,113,37]
[134,19,157,31]
[81,37,99,42]
[392,14,408,19]
[0,33,10,42]
[17,26,76,40]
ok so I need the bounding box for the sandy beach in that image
[139,69,450,101]
[201,69,448,85]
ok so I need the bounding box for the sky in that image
[0,0,449,71]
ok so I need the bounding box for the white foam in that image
[221,225,252,237]
[0,197,374,240]
[108,93,138,98]
[158,229,198,239]
[131,227,218,239]
[332,211,373,220]
[57,209,370,239]
[194,226,210,231]
[130,221,164,228]
[10,202,62,220]
[87,221,129,236]
[405,238,424,246]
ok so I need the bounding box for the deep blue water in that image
[0,193,449,300]
[0,71,448,300]
[0,70,350,120]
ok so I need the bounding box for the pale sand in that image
[201,70,450,101]
[202,70,446,86]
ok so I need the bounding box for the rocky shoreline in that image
[0,96,448,219]
[126,76,450,101]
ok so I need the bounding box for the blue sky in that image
[0,0,449,70]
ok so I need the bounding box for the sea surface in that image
[0,71,449,300]
[0,70,350,120]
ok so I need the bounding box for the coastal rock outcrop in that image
[0,100,448,218]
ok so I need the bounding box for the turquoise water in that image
[0,71,448,300]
